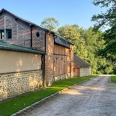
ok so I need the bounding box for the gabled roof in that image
[0,8,47,31]
[0,41,44,54]
[0,8,73,48]
[54,35,71,48]
[74,55,91,68]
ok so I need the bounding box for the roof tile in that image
[74,55,91,68]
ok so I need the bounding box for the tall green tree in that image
[92,0,116,56]
[58,25,88,59]
[40,17,59,32]
[58,25,112,74]
[79,27,106,74]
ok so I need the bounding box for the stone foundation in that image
[54,73,71,82]
[0,70,43,101]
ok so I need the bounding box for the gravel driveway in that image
[24,76,116,116]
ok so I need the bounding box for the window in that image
[0,29,4,39]
[6,29,12,39]
[0,29,12,39]
[36,32,40,38]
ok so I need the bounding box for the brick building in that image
[0,8,91,101]
[0,8,74,87]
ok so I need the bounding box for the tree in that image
[79,27,105,74]
[58,25,105,74]
[92,0,116,56]
[58,25,88,59]
[58,25,80,42]
[40,17,59,32]
[58,24,115,74]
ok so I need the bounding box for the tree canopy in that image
[40,1,116,74]
[58,25,109,74]
[40,17,59,32]
[92,0,116,56]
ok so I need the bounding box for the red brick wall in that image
[66,56,70,73]
[46,33,54,55]
[0,14,46,51]
[32,28,45,51]
[0,17,4,28]
[45,33,54,86]
[6,16,31,41]
[70,45,74,77]
[6,16,12,28]
[70,45,74,61]
[45,55,53,85]
[0,14,31,47]
[12,21,17,39]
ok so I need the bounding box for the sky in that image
[0,0,106,29]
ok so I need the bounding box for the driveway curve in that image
[24,76,116,116]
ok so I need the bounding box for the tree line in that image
[40,0,116,74]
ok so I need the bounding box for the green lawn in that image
[111,75,116,83]
[0,75,96,116]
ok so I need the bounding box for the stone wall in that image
[54,73,71,82]
[0,70,43,101]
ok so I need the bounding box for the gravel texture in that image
[24,76,116,116]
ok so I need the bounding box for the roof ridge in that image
[54,34,73,45]
[0,8,48,31]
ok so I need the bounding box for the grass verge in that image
[111,75,116,83]
[0,75,96,116]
